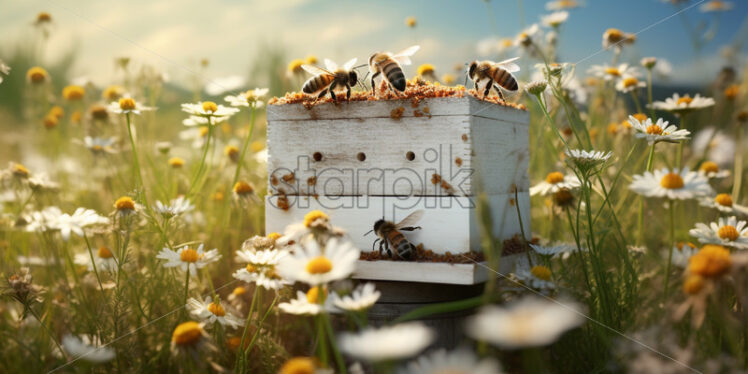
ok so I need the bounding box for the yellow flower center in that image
[605,28,623,41]
[645,124,663,135]
[500,38,514,48]
[26,67,48,83]
[13,164,30,178]
[250,141,265,153]
[303,210,329,228]
[553,189,574,206]
[279,357,316,374]
[676,242,697,252]
[202,101,218,113]
[545,172,565,184]
[305,256,333,274]
[50,106,64,118]
[114,196,135,211]
[724,84,739,100]
[632,113,648,122]
[232,286,247,296]
[36,12,52,23]
[604,67,621,76]
[208,301,226,317]
[688,245,731,278]
[233,180,254,195]
[97,246,114,259]
[682,274,704,295]
[43,115,58,129]
[102,85,123,100]
[717,225,739,241]
[530,265,552,281]
[417,64,435,76]
[172,321,203,346]
[714,193,733,207]
[168,157,185,168]
[267,232,282,241]
[225,145,239,159]
[699,161,719,174]
[180,248,200,263]
[245,264,258,273]
[305,55,318,65]
[62,85,85,101]
[405,16,417,27]
[288,59,305,74]
[119,97,136,110]
[306,286,328,304]
[622,77,639,88]
[90,105,109,120]
[607,123,619,135]
[659,173,684,189]
[676,96,693,106]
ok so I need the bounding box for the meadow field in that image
[0,1,746,373]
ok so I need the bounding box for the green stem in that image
[732,124,744,201]
[663,201,676,301]
[630,90,643,114]
[235,286,259,371]
[322,313,346,374]
[315,314,329,368]
[638,143,656,244]
[83,234,105,293]
[189,118,213,195]
[182,264,190,319]
[125,113,148,206]
[232,105,257,186]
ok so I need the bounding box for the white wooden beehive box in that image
[265,96,530,285]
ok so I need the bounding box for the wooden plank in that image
[353,254,519,285]
[267,116,528,196]
[265,194,530,254]
[267,95,529,124]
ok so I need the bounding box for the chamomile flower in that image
[171,321,214,357]
[689,216,748,249]
[588,63,639,81]
[540,11,569,28]
[466,297,583,349]
[530,243,575,258]
[54,208,110,241]
[156,244,221,276]
[233,248,290,291]
[670,242,699,268]
[699,194,748,216]
[187,296,243,329]
[512,260,556,291]
[515,24,541,48]
[277,237,359,286]
[627,116,690,145]
[629,168,712,200]
[278,287,334,315]
[399,348,503,374]
[615,76,646,93]
[182,115,229,127]
[83,136,117,154]
[62,335,115,364]
[330,282,381,312]
[545,0,581,10]
[602,28,635,50]
[338,322,435,362]
[74,246,118,273]
[28,173,60,191]
[224,88,269,108]
[529,171,581,196]
[564,149,612,173]
[108,97,154,115]
[181,101,239,120]
[154,196,194,218]
[700,1,733,12]
[650,93,715,114]
[697,161,730,179]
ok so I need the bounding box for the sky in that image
[1,0,746,89]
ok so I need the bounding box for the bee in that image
[301,58,359,101]
[366,210,423,261]
[368,45,420,95]
[467,57,520,101]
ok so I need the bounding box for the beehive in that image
[265,95,530,284]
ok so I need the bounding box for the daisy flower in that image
[187,296,243,329]
[24,206,63,233]
[278,287,334,315]
[564,149,612,174]
[689,216,748,249]
[181,101,239,120]
[529,171,581,196]
[670,242,699,268]
[693,127,735,166]
[697,161,730,179]
[700,1,733,12]
[83,136,117,154]
[615,76,646,93]
[156,244,221,276]
[398,348,502,374]
[224,87,269,108]
[55,208,110,241]
[627,116,690,145]
[699,194,748,216]
[650,93,715,114]
[338,322,435,362]
[545,0,581,10]
[629,168,712,200]
[466,297,583,349]
[233,248,290,291]
[62,335,115,364]
[530,243,576,258]
[154,196,194,218]
[74,246,118,273]
[330,283,381,312]
[587,63,639,81]
[182,115,229,127]
[28,173,60,191]
[277,238,359,286]
[602,28,635,50]
[540,11,569,28]
[107,97,154,115]
[515,24,541,48]
[512,261,556,291]
[171,321,214,357]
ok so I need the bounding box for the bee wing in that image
[302,64,332,76]
[494,57,521,73]
[324,58,338,71]
[392,45,421,65]
[395,210,424,229]
[342,58,358,71]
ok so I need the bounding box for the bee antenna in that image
[358,71,370,89]
[352,63,368,70]
[363,229,374,236]
[463,62,470,87]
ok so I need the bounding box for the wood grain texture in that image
[352,258,518,285]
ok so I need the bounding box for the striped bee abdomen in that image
[302,74,334,94]
[494,68,518,91]
[387,230,414,259]
[383,61,406,91]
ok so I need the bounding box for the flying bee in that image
[368,45,420,95]
[366,210,423,261]
[301,58,359,101]
[467,57,520,101]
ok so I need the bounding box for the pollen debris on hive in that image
[359,243,485,264]
[390,107,405,120]
[282,173,295,183]
[455,157,463,167]
[307,176,317,186]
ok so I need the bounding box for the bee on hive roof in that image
[366,210,423,261]
[368,45,420,95]
[467,57,521,101]
[301,58,359,101]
